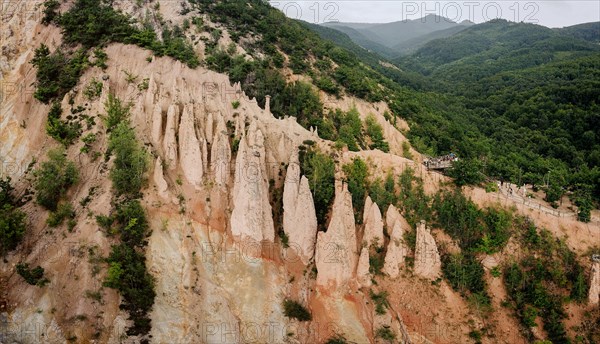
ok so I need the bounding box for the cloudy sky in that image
[269,1,600,28]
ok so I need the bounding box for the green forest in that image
[391,20,600,210]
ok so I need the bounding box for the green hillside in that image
[392,19,600,207]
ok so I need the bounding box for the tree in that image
[0,178,26,257]
[0,204,26,257]
[447,158,485,186]
[300,148,335,229]
[34,148,78,210]
[343,158,369,223]
[108,122,148,196]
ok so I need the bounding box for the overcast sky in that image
[269,1,600,28]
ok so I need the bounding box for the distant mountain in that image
[322,15,473,57]
[318,23,400,58]
[395,19,600,80]
[392,24,470,55]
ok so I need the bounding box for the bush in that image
[83,78,103,100]
[369,289,389,315]
[16,263,49,286]
[325,335,347,344]
[46,102,81,146]
[34,148,78,211]
[283,299,312,321]
[343,158,369,223]
[375,327,396,341]
[47,203,75,227]
[365,115,389,152]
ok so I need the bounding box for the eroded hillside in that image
[1,1,599,344]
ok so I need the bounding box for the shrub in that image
[34,148,78,211]
[375,327,396,341]
[402,141,412,159]
[57,0,137,48]
[16,263,49,286]
[324,335,347,344]
[231,100,240,109]
[365,115,389,152]
[369,289,389,315]
[369,245,385,276]
[283,299,312,321]
[46,102,82,146]
[47,203,75,227]
[83,78,103,100]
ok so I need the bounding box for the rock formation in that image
[385,204,401,231]
[414,220,441,280]
[178,104,204,187]
[357,247,372,287]
[383,219,406,278]
[153,157,168,199]
[163,104,179,169]
[230,121,274,244]
[589,259,600,306]
[362,196,384,248]
[210,116,231,188]
[282,150,318,264]
[151,103,162,146]
[315,181,358,288]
